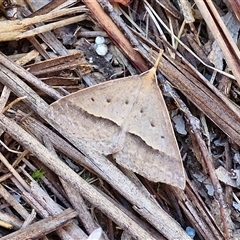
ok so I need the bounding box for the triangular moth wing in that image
[46,76,145,155]
[61,75,145,126]
[114,132,185,188]
[46,96,121,155]
[124,70,182,161]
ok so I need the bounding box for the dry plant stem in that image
[107,218,114,240]
[118,166,152,197]
[185,119,230,239]
[224,142,233,207]
[21,209,36,228]
[0,139,22,154]
[82,0,148,72]
[0,153,30,192]
[0,114,191,240]
[62,223,88,239]
[10,176,26,196]
[53,230,74,240]
[22,158,71,208]
[184,182,224,239]
[185,33,210,64]
[0,54,62,101]
[95,186,164,240]
[227,0,240,21]
[25,52,86,76]
[61,180,101,236]
[0,208,78,240]
[15,43,48,66]
[29,181,84,236]
[0,211,23,229]
[40,31,69,56]
[144,2,234,79]
[0,169,21,183]
[28,0,68,17]
[174,51,240,116]
[131,0,139,20]
[0,86,11,136]
[41,237,49,240]
[26,37,51,60]
[98,0,151,55]
[2,96,27,114]
[156,53,240,146]
[0,7,86,41]
[175,192,216,240]
[12,150,30,168]
[0,184,30,220]
[18,15,87,40]
[23,181,87,240]
[16,9,71,59]
[77,30,108,38]
[178,0,194,23]
[194,0,240,86]
[54,0,80,10]
[42,136,100,240]
[0,86,11,112]
[156,0,182,19]
[22,7,69,57]
[0,220,12,229]
[21,192,50,219]
[162,82,229,239]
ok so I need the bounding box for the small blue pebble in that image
[186,226,196,238]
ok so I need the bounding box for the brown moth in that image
[46,52,185,189]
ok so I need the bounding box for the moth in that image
[46,52,185,189]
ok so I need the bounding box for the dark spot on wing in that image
[151,122,155,127]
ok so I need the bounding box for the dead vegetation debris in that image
[0,0,240,239]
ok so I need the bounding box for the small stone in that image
[186,226,195,238]
[95,43,108,56]
[95,36,105,45]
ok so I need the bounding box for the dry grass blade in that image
[194,0,240,86]
[0,7,87,41]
